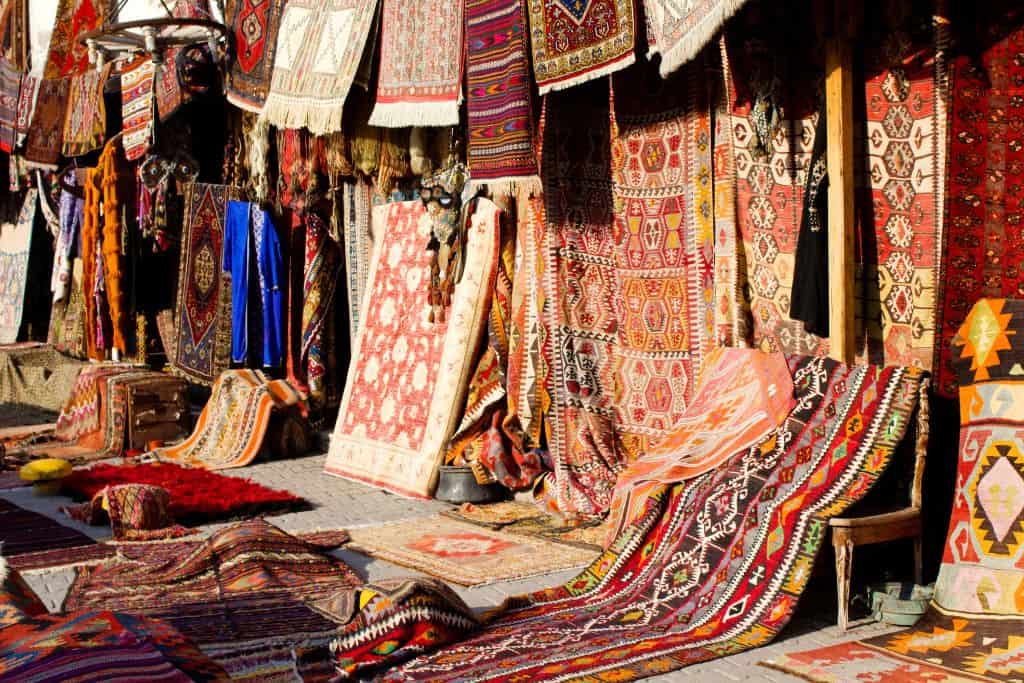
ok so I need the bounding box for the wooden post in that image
[825,0,858,363]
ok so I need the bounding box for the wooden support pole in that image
[825,0,858,363]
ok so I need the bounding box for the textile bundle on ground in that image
[379,351,925,682]
[0,190,37,343]
[764,298,1024,681]
[0,343,84,419]
[64,518,361,682]
[153,369,303,470]
[262,0,378,134]
[325,199,500,499]
[223,0,288,112]
[369,0,463,126]
[171,183,237,385]
[0,498,116,572]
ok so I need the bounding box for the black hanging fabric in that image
[790,108,829,337]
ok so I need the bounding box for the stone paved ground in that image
[6,452,900,682]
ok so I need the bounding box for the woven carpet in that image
[442,501,606,551]
[153,369,302,470]
[171,183,236,386]
[24,77,68,165]
[0,343,84,413]
[378,356,925,683]
[0,189,37,343]
[0,57,19,153]
[61,67,106,156]
[0,498,115,571]
[342,178,374,344]
[64,518,360,682]
[369,0,462,126]
[527,0,634,95]
[644,0,751,78]
[120,57,155,161]
[326,199,500,499]
[223,0,287,112]
[41,0,105,78]
[465,0,539,191]
[62,462,305,526]
[302,214,342,411]
[262,0,378,134]
[347,516,597,586]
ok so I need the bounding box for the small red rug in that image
[62,462,306,526]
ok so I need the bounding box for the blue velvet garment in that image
[223,200,251,364]
[251,206,284,369]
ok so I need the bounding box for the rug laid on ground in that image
[526,0,634,94]
[442,501,606,550]
[376,355,925,682]
[0,498,116,571]
[326,199,500,499]
[763,297,1024,682]
[369,0,462,127]
[223,0,288,112]
[464,0,539,191]
[64,518,360,682]
[262,0,378,134]
[346,515,598,587]
[61,462,305,526]
[152,369,303,470]
[0,343,84,413]
[0,189,37,343]
[171,183,236,385]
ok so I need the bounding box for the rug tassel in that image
[470,175,543,199]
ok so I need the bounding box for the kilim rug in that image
[152,369,303,470]
[0,57,19,153]
[41,0,106,78]
[644,0,751,77]
[464,0,539,192]
[223,0,288,112]
[526,0,635,94]
[23,77,68,165]
[62,462,305,526]
[61,67,107,157]
[378,355,925,682]
[120,57,155,161]
[368,0,462,127]
[325,199,500,499]
[0,189,37,343]
[342,178,374,344]
[262,0,378,134]
[171,183,236,386]
[0,498,115,571]
[64,518,361,682]
[346,516,598,586]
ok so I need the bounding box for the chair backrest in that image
[910,377,929,510]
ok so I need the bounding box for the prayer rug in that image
[378,355,926,682]
[0,189,37,343]
[342,178,374,343]
[41,0,106,78]
[302,214,342,410]
[62,462,304,526]
[61,67,107,157]
[224,0,288,112]
[526,0,635,95]
[465,0,539,192]
[325,199,500,499]
[346,516,598,586]
[24,77,68,166]
[0,57,19,153]
[171,183,236,386]
[369,0,462,127]
[263,0,378,134]
[0,498,115,571]
[153,369,303,470]
[644,0,751,77]
[64,518,361,682]
[121,57,155,161]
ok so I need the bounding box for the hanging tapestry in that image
[325,199,500,499]
[41,0,105,78]
[379,356,925,683]
[13,73,35,145]
[643,0,751,78]
[121,57,155,161]
[51,171,82,303]
[153,369,303,470]
[465,0,539,192]
[0,58,19,153]
[302,213,341,409]
[263,0,378,134]
[342,178,374,343]
[369,0,462,127]
[23,77,68,166]
[0,189,36,343]
[223,0,287,112]
[171,183,236,386]
[525,0,635,95]
[48,261,87,357]
[61,67,107,157]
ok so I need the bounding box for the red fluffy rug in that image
[62,462,306,526]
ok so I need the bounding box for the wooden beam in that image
[825,0,858,363]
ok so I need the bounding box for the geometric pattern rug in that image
[0,498,115,571]
[346,515,598,587]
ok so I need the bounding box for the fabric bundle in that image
[223,0,288,112]
[262,0,379,134]
[0,190,37,343]
[369,0,463,127]
[301,213,342,410]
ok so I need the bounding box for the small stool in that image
[19,458,73,496]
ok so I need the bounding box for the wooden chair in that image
[830,378,929,631]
